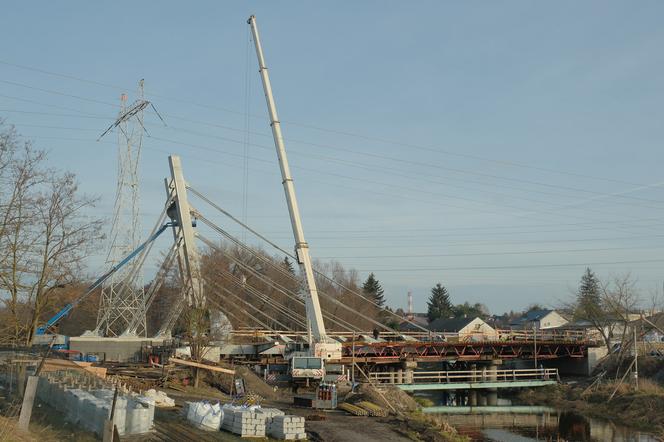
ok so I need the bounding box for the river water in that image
[422,405,659,441]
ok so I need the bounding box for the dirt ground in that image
[2,369,452,442]
[305,412,412,442]
[137,383,416,442]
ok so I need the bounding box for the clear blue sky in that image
[2,1,664,314]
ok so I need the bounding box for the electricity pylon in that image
[96,81,149,337]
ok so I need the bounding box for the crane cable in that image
[189,200,428,332]
[195,216,396,332]
[198,234,358,332]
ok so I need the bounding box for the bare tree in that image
[602,274,640,361]
[0,122,103,344]
[180,305,212,388]
[571,268,640,354]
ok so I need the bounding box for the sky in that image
[2,1,664,315]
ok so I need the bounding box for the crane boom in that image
[36,222,173,335]
[248,15,340,358]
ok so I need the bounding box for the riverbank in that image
[518,378,664,437]
[339,384,468,442]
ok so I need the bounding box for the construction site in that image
[3,4,664,442]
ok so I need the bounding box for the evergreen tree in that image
[578,267,601,305]
[427,283,453,322]
[362,273,385,307]
[576,267,602,321]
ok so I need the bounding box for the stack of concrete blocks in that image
[256,407,285,421]
[34,371,154,436]
[220,407,266,437]
[267,415,307,440]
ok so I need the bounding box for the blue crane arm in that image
[37,223,173,335]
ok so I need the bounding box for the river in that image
[421,402,658,441]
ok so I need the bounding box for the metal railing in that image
[230,328,591,341]
[368,368,559,385]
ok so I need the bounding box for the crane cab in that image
[290,353,325,380]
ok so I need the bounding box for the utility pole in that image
[247,15,338,358]
[633,324,639,390]
[533,323,538,369]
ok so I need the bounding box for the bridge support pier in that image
[469,390,477,407]
[402,361,417,385]
[487,360,500,406]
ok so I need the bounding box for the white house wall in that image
[539,312,568,330]
[460,318,498,340]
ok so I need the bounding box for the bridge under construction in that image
[34,15,601,391]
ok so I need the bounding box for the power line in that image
[4,91,664,220]
[0,57,649,188]
[353,258,664,273]
[3,77,663,208]
[315,244,664,260]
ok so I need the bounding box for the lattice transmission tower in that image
[96,80,149,337]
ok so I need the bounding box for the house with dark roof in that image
[398,313,429,332]
[510,309,568,330]
[428,317,497,340]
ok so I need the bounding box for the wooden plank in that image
[17,376,38,431]
[12,358,106,378]
[169,357,235,374]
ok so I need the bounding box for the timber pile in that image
[338,402,369,416]
[105,363,180,391]
[356,401,388,417]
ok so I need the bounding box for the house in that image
[427,317,498,341]
[637,313,664,343]
[561,316,643,344]
[398,313,429,332]
[555,319,606,341]
[510,309,568,330]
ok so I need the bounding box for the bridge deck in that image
[339,340,591,363]
[370,368,558,391]
[395,380,557,391]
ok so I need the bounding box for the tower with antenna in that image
[96,80,149,337]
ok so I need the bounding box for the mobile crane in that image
[248,16,343,380]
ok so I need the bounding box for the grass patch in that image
[399,411,469,442]
[413,397,435,408]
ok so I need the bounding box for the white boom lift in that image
[248,15,342,365]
